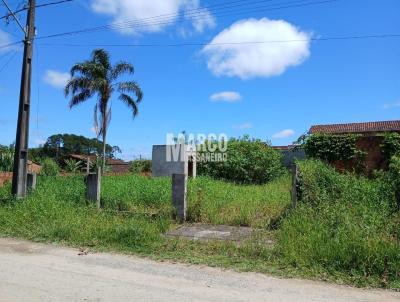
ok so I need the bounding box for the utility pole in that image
[11,0,36,198]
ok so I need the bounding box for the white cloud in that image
[383,101,400,110]
[34,139,46,146]
[43,70,70,88]
[203,18,311,79]
[210,91,241,103]
[233,122,252,130]
[272,129,295,139]
[0,30,17,53]
[90,0,215,35]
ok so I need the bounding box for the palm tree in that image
[65,49,143,170]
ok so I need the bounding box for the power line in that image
[105,0,339,34]
[0,49,17,72]
[36,33,400,48]
[34,0,340,40]
[0,40,22,49]
[0,0,74,20]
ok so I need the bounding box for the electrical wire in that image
[35,0,340,40]
[0,0,74,20]
[0,49,17,72]
[36,33,400,48]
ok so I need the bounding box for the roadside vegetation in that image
[0,158,399,289]
[1,134,399,289]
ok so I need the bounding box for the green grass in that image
[100,174,291,228]
[0,168,399,290]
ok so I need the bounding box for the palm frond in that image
[119,93,139,117]
[91,49,111,72]
[93,104,100,139]
[64,77,94,96]
[118,81,143,103]
[69,90,93,108]
[112,61,134,79]
[99,107,111,136]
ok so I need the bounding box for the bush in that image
[63,159,83,174]
[303,133,367,171]
[40,158,59,176]
[381,132,400,160]
[0,145,14,172]
[130,160,152,174]
[278,159,400,285]
[198,136,284,184]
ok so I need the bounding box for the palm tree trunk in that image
[102,124,107,173]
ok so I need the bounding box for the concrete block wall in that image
[152,145,196,178]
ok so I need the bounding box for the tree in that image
[41,133,121,160]
[65,49,143,170]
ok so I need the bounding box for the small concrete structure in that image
[172,174,187,223]
[166,224,256,243]
[152,144,196,178]
[86,172,101,209]
[27,172,37,191]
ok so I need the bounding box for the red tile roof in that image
[309,120,400,135]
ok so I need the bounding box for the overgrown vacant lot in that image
[101,175,291,227]
[0,165,399,290]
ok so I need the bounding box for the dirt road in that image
[0,238,398,302]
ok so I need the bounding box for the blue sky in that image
[0,0,399,159]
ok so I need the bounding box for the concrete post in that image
[172,173,187,223]
[27,172,36,191]
[86,170,101,209]
[291,164,298,208]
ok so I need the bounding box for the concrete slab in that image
[165,224,254,242]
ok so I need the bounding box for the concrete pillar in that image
[86,171,101,209]
[27,172,37,191]
[172,173,187,223]
[291,164,298,208]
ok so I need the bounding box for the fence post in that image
[172,173,187,223]
[27,172,37,191]
[291,164,298,208]
[86,168,101,209]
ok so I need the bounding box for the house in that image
[309,120,400,173]
[68,154,130,174]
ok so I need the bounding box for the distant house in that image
[309,120,400,173]
[28,160,42,174]
[68,154,130,174]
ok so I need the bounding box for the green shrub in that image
[304,133,365,164]
[40,158,59,176]
[381,133,400,160]
[63,159,83,173]
[278,159,400,284]
[198,136,284,184]
[0,145,14,172]
[130,160,152,174]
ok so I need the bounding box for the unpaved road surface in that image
[0,238,398,302]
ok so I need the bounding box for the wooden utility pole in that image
[11,0,36,198]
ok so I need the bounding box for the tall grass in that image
[0,168,398,288]
[100,174,290,227]
[278,160,400,286]
[187,176,290,227]
[0,179,167,252]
